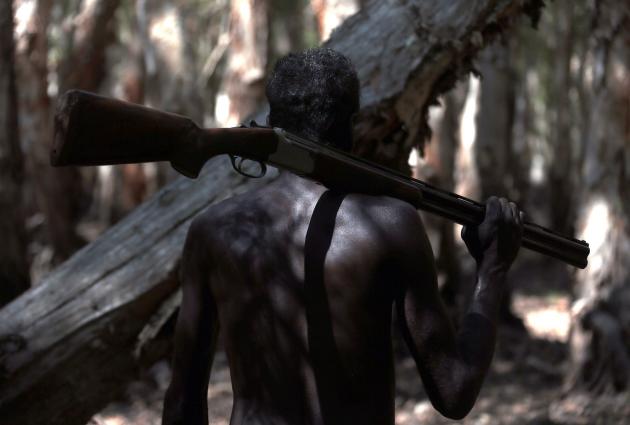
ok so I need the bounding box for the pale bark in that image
[0,0,29,305]
[310,0,360,41]
[219,0,269,126]
[0,1,545,423]
[567,0,630,393]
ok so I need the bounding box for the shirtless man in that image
[162,48,523,425]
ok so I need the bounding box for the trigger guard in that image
[229,155,267,178]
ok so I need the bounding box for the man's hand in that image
[461,196,523,271]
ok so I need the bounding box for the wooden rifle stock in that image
[52,90,590,268]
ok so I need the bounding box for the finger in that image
[509,202,519,226]
[499,197,511,223]
[510,203,523,240]
[486,196,500,219]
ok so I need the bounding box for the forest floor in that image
[88,260,630,425]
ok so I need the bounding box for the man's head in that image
[266,48,360,151]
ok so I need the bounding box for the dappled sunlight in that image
[579,198,610,274]
[514,295,571,342]
[215,92,232,126]
[459,76,479,151]
[455,75,480,201]
[149,7,183,73]
[14,0,35,39]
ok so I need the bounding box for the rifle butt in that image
[52,90,203,175]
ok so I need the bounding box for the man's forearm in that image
[468,263,507,322]
[456,265,507,386]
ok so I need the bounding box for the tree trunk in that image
[474,40,516,201]
[219,0,270,126]
[138,0,204,124]
[58,0,121,93]
[566,0,630,394]
[473,39,529,328]
[0,1,545,423]
[15,0,121,264]
[416,85,468,311]
[137,0,207,188]
[310,0,360,41]
[270,0,312,57]
[14,0,68,268]
[0,0,29,306]
[548,0,577,238]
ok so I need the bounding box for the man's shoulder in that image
[186,188,276,248]
[185,194,247,243]
[345,194,424,229]
[194,190,262,225]
[345,194,432,256]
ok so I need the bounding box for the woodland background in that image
[0,0,629,424]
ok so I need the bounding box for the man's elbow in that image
[431,379,480,420]
[433,397,475,420]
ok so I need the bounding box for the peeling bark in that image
[331,0,544,173]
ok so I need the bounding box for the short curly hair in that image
[266,48,359,151]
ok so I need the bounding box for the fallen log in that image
[337,0,543,171]
[0,158,279,424]
[0,1,543,424]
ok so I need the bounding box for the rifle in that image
[51,90,590,269]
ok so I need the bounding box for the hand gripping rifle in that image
[51,90,590,268]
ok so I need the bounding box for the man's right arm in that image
[391,197,522,419]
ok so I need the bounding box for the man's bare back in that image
[165,173,409,424]
[162,48,523,425]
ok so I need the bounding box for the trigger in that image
[229,155,241,174]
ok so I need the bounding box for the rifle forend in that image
[52,90,590,268]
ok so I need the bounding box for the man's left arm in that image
[163,218,219,425]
